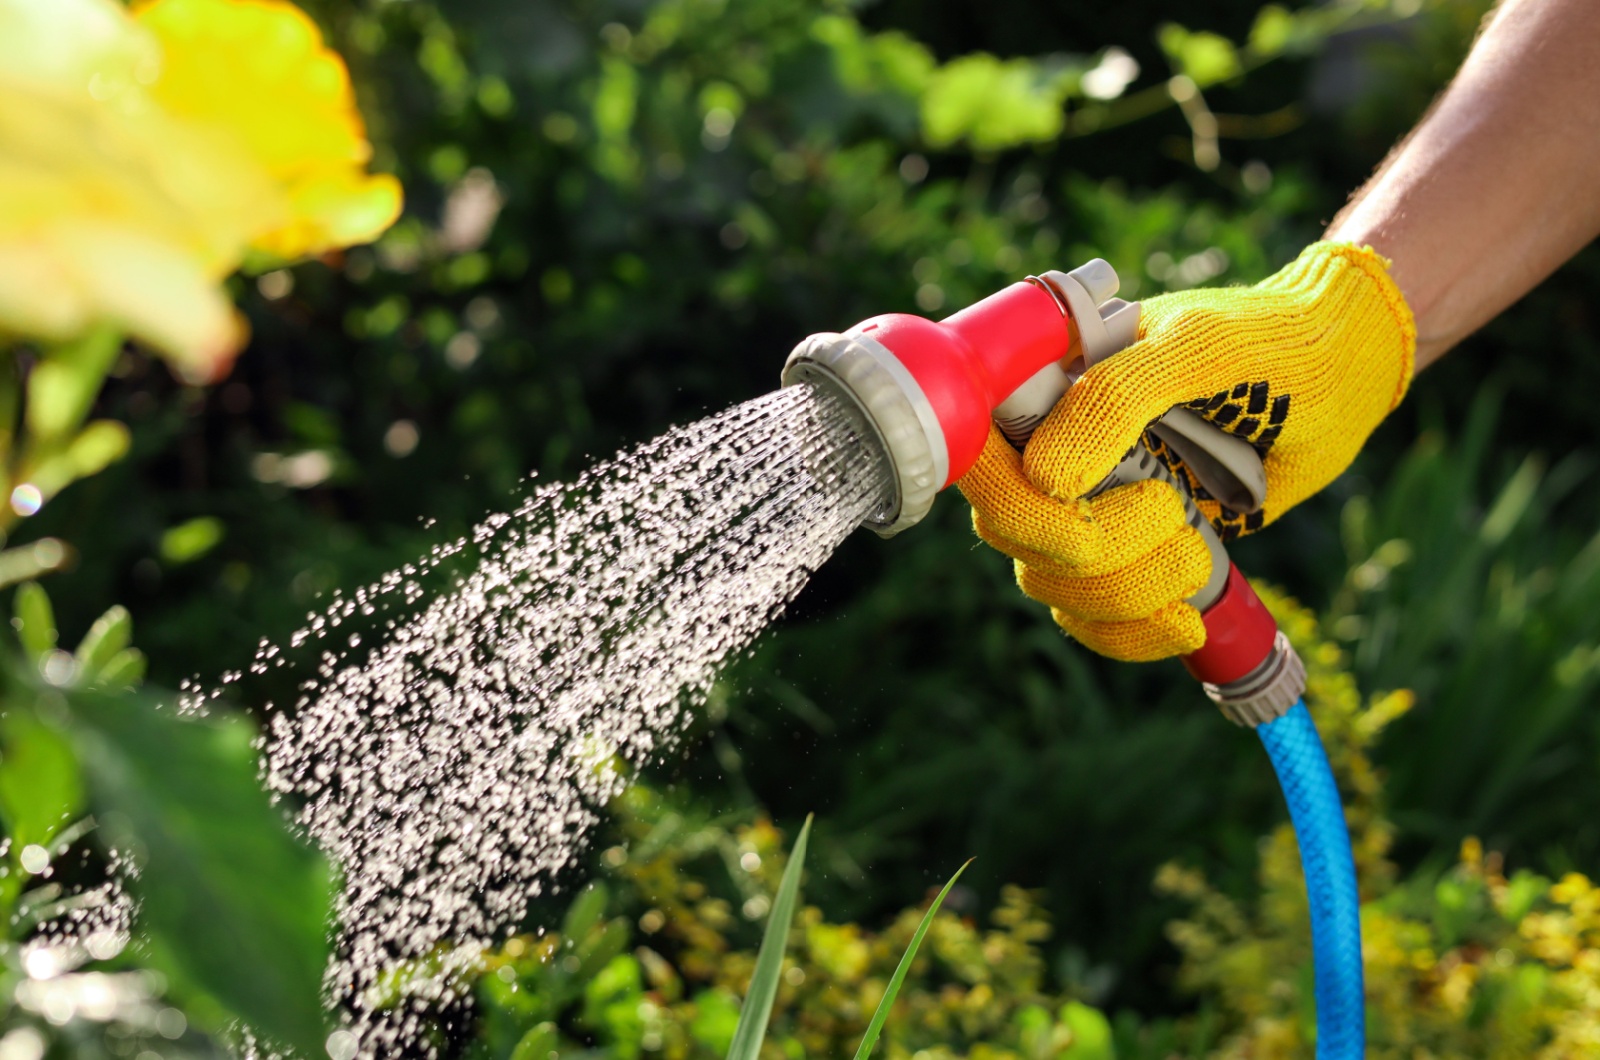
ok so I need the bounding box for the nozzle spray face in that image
[781,331,945,537]
[782,280,1075,537]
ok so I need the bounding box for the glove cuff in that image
[1292,241,1418,413]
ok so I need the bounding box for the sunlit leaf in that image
[508,1021,559,1060]
[64,420,132,479]
[853,858,971,1059]
[13,581,57,661]
[921,54,1079,151]
[689,988,742,1054]
[562,880,609,943]
[0,705,85,850]
[1059,1000,1115,1058]
[0,542,71,594]
[724,815,810,1060]
[1158,24,1242,87]
[74,605,131,678]
[159,517,226,566]
[92,648,147,691]
[66,687,332,1057]
[25,328,122,443]
[1248,5,1296,57]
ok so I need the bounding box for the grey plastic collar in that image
[781,331,946,537]
[1203,631,1306,727]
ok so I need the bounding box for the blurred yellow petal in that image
[254,171,403,261]
[53,223,246,383]
[135,0,403,256]
[0,225,243,384]
[0,0,396,378]
[0,0,159,100]
[0,77,275,375]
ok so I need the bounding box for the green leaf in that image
[508,1021,559,1060]
[65,688,332,1056]
[0,542,71,595]
[159,517,226,566]
[14,581,57,661]
[64,420,132,479]
[1059,1000,1115,1058]
[29,420,133,500]
[1157,25,1241,87]
[574,917,631,981]
[921,54,1076,151]
[853,858,971,1060]
[562,880,609,943]
[581,952,643,1030]
[26,328,122,443]
[92,648,147,690]
[724,814,811,1060]
[690,988,742,1054]
[74,605,132,679]
[0,705,85,850]
[1247,5,1295,57]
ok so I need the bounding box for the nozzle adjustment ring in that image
[782,331,946,538]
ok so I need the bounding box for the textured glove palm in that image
[959,242,1416,661]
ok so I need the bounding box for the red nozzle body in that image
[843,281,1071,488]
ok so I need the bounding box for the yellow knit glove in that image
[958,242,1416,661]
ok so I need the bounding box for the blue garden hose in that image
[1258,699,1365,1059]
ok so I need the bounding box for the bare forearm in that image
[1327,0,1600,369]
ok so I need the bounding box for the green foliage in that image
[0,582,331,1057]
[1,0,1593,1055]
[1330,392,1600,860]
[467,792,1113,1060]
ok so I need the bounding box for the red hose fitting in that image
[1182,564,1279,685]
[845,282,1071,487]
[1183,564,1304,727]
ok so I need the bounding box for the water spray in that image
[782,262,1365,1058]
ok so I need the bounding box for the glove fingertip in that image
[1052,600,1206,663]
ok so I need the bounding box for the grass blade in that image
[724,814,812,1060]
[853,858,973,1060]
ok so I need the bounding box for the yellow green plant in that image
[468,788,1113,1060]
[1159,586,1600,1058]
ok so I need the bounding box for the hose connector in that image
[1181,564,1306,727]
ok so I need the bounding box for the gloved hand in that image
[958,241,1416,661]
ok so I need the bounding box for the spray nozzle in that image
[781,258,1301,725]
[780,259,1173,536]
[781,277,1073,536]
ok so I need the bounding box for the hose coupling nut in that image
[1203,631,1306,727]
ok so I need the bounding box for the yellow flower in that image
[0,0,261,374]
[134,0,402,260]
[0,0,399,381]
